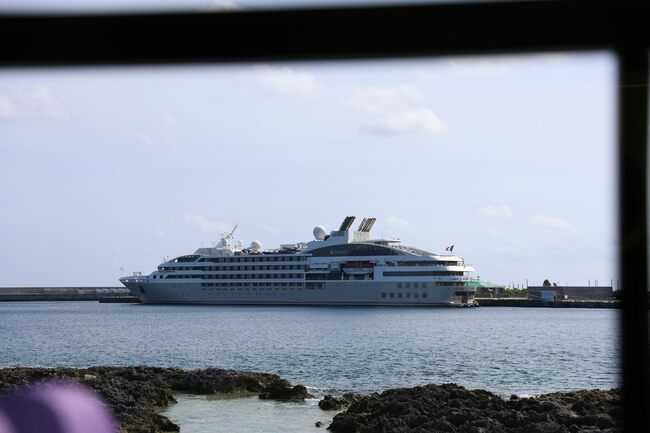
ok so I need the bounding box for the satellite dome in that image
[250,240,262,252]
[236,240,244,249]
[313,226,327,240]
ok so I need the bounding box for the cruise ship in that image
[120,216,477,306]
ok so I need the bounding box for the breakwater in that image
[475,297,620,308]
[0,287,130,302]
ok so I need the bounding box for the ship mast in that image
[216,223,238,248]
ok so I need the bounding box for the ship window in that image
[414,293,419,298]
[422,292,428,298]
[397,293,403,298]
[413,282,419,289]
[389,293,395,298]
[381,292,386,298]
[405,282,411,289]
[397,282,402,289]
[406,292,411,298]
[422,283,427,289]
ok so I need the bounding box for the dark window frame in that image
[1,1,648,429]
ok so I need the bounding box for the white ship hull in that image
[121,280,474,307]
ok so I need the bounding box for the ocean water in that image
[0,302,620,431]
[162,395,337,433]
[0,302,619,396]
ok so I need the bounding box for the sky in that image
[0,0,479,13]
[0,52,618,287]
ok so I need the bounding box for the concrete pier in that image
[98,295,141,303]
[475,297,621,308]
[0,287,130,302]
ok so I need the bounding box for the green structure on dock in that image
[467,278,506,297]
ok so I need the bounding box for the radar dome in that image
[236,240,244,249]
[313,226,327,240]
[250,240,262,252]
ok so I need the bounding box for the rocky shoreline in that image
[325,384,621,433]
[0,368,621,433]
[0,367,312,433]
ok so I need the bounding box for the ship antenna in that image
[218,223,239,248]
[225,223,238,240]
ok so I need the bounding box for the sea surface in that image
[0,302,620,431]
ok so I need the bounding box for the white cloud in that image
[479,205,514,218]
[448,59,511,78]
[135,130,176,148]
[136,132,154,145]
[362,108,446,136]
[0,95,17,118]
[162,114,176,125]
[347,84,447,136]
[0,85,66,120]
[199,0,240,10]
[246,65,323,97]
[348,84,424,115]
[183,214,233,234]
[531,214,570,229]
[448,54,570,78]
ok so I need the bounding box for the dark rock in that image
[420,418,457,432]
[328,384,621,433]
[319,393,362,410]
[258,379,313,400]
[0,366,306,433]
[316,421,323,427]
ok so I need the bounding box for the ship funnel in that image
[338,216,356,231]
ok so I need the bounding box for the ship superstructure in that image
[120,216,477,306]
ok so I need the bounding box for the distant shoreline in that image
[475,297,621,309]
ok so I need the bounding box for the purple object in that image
[0,382,117,433]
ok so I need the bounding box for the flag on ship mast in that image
[445,245,454,252]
